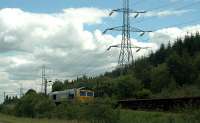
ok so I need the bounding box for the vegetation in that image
[0,113,88,123]
[0,90,119,123]
[0,109,200,123]
[15,89,55,118]
[120,109,200,123]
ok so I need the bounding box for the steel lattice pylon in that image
[103,0,151,69]
[119,0,132,67]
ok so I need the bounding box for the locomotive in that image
[49,87,94,104]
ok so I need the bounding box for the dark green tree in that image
[52,80,64,92]
[15,89,55,118]
[115,75,143,99]
[150,63,174,93]
[167,52,197,85]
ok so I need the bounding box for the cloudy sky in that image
[0,0,200,102]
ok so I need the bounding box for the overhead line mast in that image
[41,65,46,93]
[103,0,151,70]
[41,65,53,95]
[41,65,48,95]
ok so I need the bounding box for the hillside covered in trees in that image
[55,32,200,100]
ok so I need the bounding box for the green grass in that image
[0,113,88,123]
[0,110,199,123]
[120,110,199,123]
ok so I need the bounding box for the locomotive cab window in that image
[53,94,56,100]
[80,91,86,96]
[87,92,93,97]
[68,93,74,99]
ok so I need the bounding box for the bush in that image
[15,90,55,118]
[0,104,3,112]
[178,108,200,123]
[0,104,16,115]
[193,109,200,122]
[136,89,152,99]
[52,103,80,120]
[34,94,56,118]
[115,75,143,99]
[51,98,120,123]
[86,98,120,123]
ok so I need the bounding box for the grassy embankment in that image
[0,110,199,123]
[120,110,199,123]
[0,113,87,123]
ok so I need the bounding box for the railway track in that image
[118,96,200,111]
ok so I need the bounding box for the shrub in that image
[0,104,3,112]
[136,89,152,99]
[52,103,80,120]
[86,98,120,123]
[0,104,16,115]
[15,90,55,118]
[51,98,120,123]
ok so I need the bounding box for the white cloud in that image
[0,7,113,102]
[149,24,200,45]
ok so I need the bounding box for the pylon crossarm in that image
[109,9,124,16]
[129,10,147,14]
[107,44,121,51]
[107,44,151,51]
[130,27,145,32]
[103,26,123,34]
[132,46,151,49]
[103,26,152,34]
[129,27,152,36]
[131,11,147,18]
[110,8,146,14]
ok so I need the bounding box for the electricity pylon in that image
[103,0,151,69]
